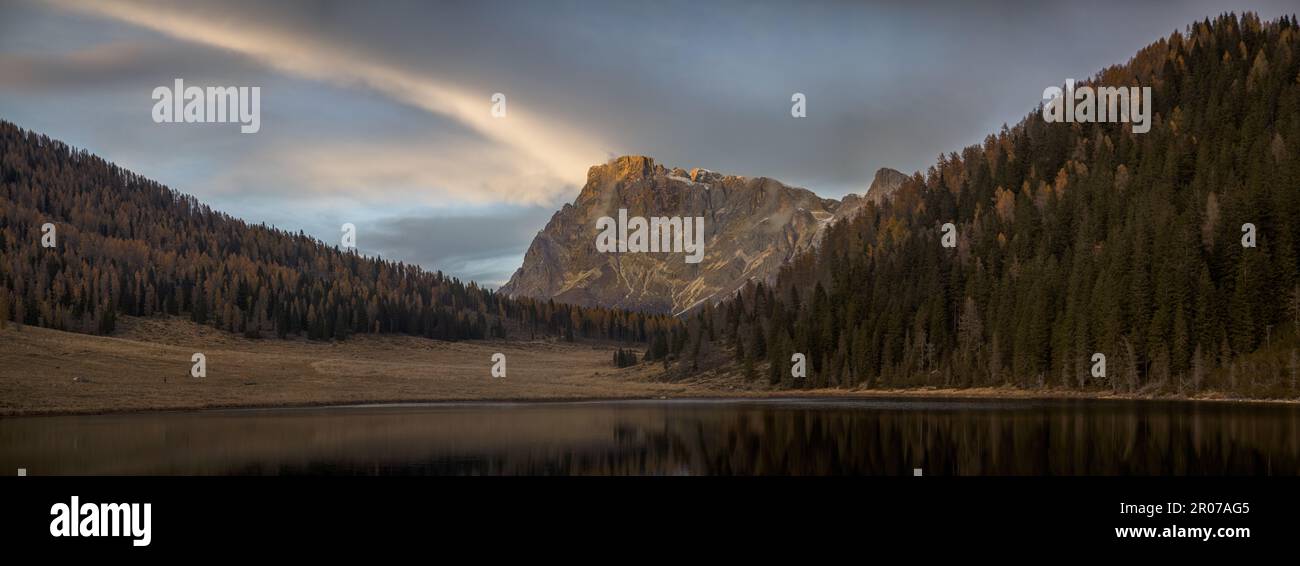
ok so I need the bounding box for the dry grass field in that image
[0,316,752,415]
[4,316,1284,417]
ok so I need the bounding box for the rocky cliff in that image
[499,156,904,314]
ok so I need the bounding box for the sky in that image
[1,0,1296,287]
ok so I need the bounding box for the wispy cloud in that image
[359,206,558,287]
[48,0,610,202]
[206,138,574,207]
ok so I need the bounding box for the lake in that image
[2,398,1298,475]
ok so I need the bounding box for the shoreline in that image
[5,385,1296,419]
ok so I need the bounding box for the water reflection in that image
[1,398,1297,475]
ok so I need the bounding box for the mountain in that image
[662,13,1300,398]
[797,166,908,253]
[0,121,674,343]
[865,167,909,203]
[500,156,899,315]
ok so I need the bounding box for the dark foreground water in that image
[1,398,1298,475]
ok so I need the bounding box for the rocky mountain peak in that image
[866,167,908,203]
[502,157,841,314]
[689,168,722,183]
[587,155,659,184]
[502,157,903,315]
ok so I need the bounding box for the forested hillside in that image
[670,13,1300,397]
[0,121,674,343]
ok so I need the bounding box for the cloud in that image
[48,0,610,200]
[0,39,260,90]
[357,207,558,287]
[206,138,576,207]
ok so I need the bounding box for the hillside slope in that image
[673,13,1300,398]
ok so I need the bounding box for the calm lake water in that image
[2,398,1298,475]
